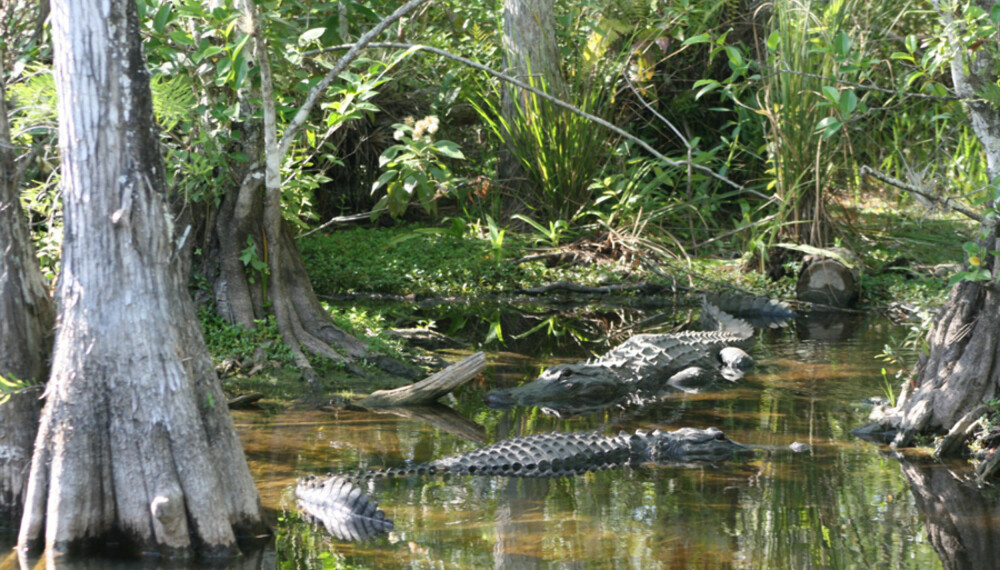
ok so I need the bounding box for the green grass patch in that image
[299,225,516,296]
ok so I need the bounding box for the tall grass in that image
[759,0,861,247]
[474,70,615,224]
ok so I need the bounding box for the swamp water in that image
[4,307,1000,569]
[237,308,996,569]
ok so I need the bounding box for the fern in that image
[152,74,198,132]
[7,64,58,139]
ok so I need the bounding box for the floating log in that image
[796,248,860,308]
[352,352,486,408]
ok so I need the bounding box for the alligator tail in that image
[296,475,394,540]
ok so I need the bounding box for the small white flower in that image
[394,129,405,141]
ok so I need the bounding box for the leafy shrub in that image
[198,308,295,367]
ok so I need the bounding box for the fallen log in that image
[352,352,486,408]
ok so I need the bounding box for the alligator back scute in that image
[699,303,756,340]
[706,293,796,329]
[430,431,633,478]
[296,475,394,540]
[599,330,747,385]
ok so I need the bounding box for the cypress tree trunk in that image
[18,0,266,558]
[888,0,1000,458]
[0,53,55,384]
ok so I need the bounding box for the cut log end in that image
[796,257,860,308]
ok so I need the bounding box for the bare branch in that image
[860,165,987,225]
[305,42,765,198]
[277,0,431,159]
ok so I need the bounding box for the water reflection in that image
[898,455,1000,570]
[3,310,998,568]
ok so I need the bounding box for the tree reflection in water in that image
[899,455,1000,570]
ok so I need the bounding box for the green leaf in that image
[766,30,780,51]
[153,3,172,34]
[822,86,840,104]
[815,117,843,138]
[839,89,858,115]
[371,171,397,193]
[890,52,915,62]
[681,34,712,46]
[692,79,721,99]
[905,34,919,54]
[298,28,326,45]
[403,175,418,194]
[833,31,851,56]
[169,31,194,46]
[433,140,465,159]
[378,145,404,167]
[194,45,224,63]
[723,45,743,68]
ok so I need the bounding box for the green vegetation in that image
[199,308,296,368]
[6,0,986,386]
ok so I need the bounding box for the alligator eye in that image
[715,432,726,440]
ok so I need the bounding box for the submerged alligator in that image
[484,295,795,415]
[296,426,750,540]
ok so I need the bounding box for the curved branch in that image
[277,0,431,159]
[860,165,987,225]
[303,42,756,196]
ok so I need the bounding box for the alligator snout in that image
[483,390,515,409]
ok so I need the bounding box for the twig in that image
[297,208,387,239]
[860,165,986,224]
[278,0,431,160]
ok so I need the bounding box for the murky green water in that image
[5,309,998,569]
[229,310,989,569]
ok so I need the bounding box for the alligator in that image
[484,297,794,416]
[296,426,750,540]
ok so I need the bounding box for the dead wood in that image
[352,352,486,408]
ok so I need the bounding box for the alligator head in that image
[483,364,624,415]
[631,427,750,464]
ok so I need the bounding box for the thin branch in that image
[860,165,987,224]
[297,207,387,239]
[304,42,767,199]
[758,63,967,102]
[277,0,431,160]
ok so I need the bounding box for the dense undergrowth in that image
[201,200,966,399]
[5,0,986,396]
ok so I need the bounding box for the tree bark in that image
[0,52,55,383]
[0,386,41,526]
[18,0,266,558]
[888,0,1000,452]
[190,2,422,382]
